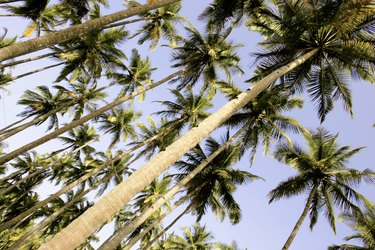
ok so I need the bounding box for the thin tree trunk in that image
[0,116,29,134]
[282,186,318,250]
[0,107,185,232]
[0,82,114,142]
[0,70,183,164]
[142,204,192,250]
[0,168,26,182]
[104,17,149,30]
[38,49,319,250]
[0,62,64,85]
[0,49,75,69]
[0,0,179,62]
[98,120,251,250]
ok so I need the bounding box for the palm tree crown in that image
[248,0,375,121]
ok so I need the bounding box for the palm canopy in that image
[329,203,375,250]
[16,85,69,131]
[220,82,306,162]
[199,0,266,31]
[174,134,259,224]
[56,22,128,82]
[126,0,185,50]
[171,24,243,90]
[248,0,375,121]
[154,87,213,131]
[162,223,218,250]
[270,128,375,233]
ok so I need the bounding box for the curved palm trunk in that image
[282,186,318,250]
[0,70,183,164]
[0,82,114,142]
[97,121,251,250]
[0,0,179,62]
[141,204,192,250]
[1,62,64,85]
[38,49,319,250]
[0,108,184,232]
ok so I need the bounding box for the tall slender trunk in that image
[142,204,192,250]
[0,0,179,62]
[0,82,114,142]
[104,17,149,30]
[282,186,318,250]
[98,120,250,250]
[38,49,319,250]
[0,116,29,134]
[1,62,64,85]
[0,70,183,164]
[0,48,77,69]
[0,108,185,232]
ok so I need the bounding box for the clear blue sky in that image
[1,1,374,249]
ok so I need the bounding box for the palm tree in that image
[0,78,109,141]
[220,82,306,162]
[55,22,128,82]
[163,223,218,250]
[171,24,243,90]
[0,0,180,61]
[247,0,375,121]
[13,85,68,131]
[57,124,98,158]
[269,128,375,250]
[126,0,185,50]
[38,2,374,248]
[107,48,155,99]
[199,0,266,31]
[129,117,180,161]
[328,203,375,250]
[98,106,141,150]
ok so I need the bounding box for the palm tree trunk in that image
[0,116,29,134]
[0,82,114,142]
[0,48,76,69]
[142,204,192,250]
[7,171,117,250]
[98,121,251,250]
[0,70,183,164]
[282,186,318,250]
[0,0,179,62]
[0,62,64,85]
[0,107,185,231]
[38,49,319,250]
[104,17,150,30]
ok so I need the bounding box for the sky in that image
[1,0,374,250]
